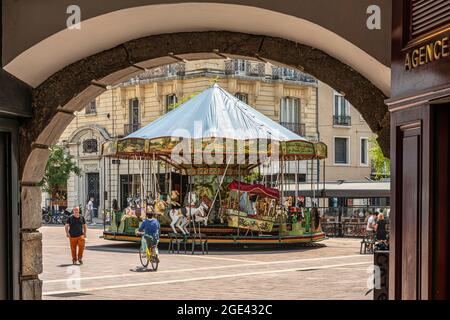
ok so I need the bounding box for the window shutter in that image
[411,0,450,38]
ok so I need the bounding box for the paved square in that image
[41,225,373,300]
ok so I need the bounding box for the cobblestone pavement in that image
[40,225,373,300]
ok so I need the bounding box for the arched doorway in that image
[2,2,392,300]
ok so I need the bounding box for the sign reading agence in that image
[405,34,449,71]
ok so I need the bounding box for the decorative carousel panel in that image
[226,210,274,232]
[180,167,250,176]
[102,140,117,156]
[280,140,315,158]
[314,142,328,159]
[117,138,146,155]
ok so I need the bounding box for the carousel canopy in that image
[102,83,327,175]
[127,83,305,142]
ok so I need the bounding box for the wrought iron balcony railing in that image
[280,122,306,136]
[125,63,186,84]
[225,60,266,77]
[333,115,352,126]
[271,66,317,83]
[124,123,141,135]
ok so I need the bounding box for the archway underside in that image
[20,31,389,181]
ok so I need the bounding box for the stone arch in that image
[15,30,390,299]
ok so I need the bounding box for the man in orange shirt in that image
[65,207,87,265]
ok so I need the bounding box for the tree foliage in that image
[41,146,82,196]
[369,138,390,180]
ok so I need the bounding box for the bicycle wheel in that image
[42,214,51,224]
[150,249,159,271]
[139,244,149,268]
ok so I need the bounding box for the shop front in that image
[388,1,450,300]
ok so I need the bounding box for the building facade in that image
[318,81,376,181]
[52,59,374,216]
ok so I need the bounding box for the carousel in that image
[101,83,327,246]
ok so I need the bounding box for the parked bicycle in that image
[42,209,71,225]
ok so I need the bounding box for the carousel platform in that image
[102,227,326,246]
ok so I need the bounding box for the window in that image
[126,99,140,134]
[333,92,351,126]
[234,60,248,74]
[235,93,248,104]
[334,137,349,164]
[85,100,96,115]
[165,94,178,112]
[409,1,450,40]
[360,138,368,166]
[83,139,98,153]
[280,97,300,123]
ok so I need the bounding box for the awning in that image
[228,181,280,199]
[284,181,391,198]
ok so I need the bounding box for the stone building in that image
[318,81,376,181]
[52,59,375,215]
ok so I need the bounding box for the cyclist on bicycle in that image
[138,211,161,262]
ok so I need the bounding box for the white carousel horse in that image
[275,205,289,223]
[169,201,209,235]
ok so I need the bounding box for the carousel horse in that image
[168,201,210,235]
[153,197,167,215]
[275,205,289,223]
[267,198,277,216]
[169,190,181,207]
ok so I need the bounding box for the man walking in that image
[85,197,94,224]
[65,207,87,265]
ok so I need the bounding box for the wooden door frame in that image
[0,118,20,300]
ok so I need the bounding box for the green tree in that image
[41,146,82,198]
[369,138,390,180]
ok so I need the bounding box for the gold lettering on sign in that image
[443,37,449,58]
[405,35,450,71]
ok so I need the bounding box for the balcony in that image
[124,123,141,135]
[272,66,317,83]
[125,63,186,84]
[225,60,266,77]
[280,122,306,136]
[333,115,352,126]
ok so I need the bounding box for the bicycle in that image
[42,209,71,224]
[137,232,159,271]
